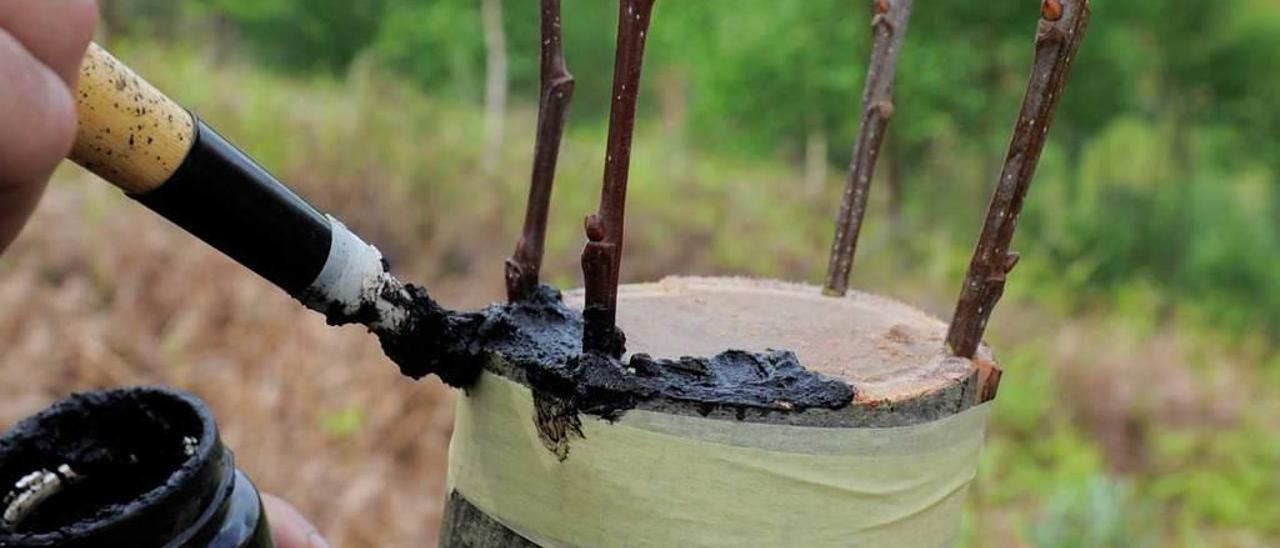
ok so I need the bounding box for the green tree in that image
[207,0,391,73]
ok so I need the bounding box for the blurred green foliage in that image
[206,0,390,71]
[170,0,1280,339]
[1029,476,1158,548]
[98,0,1280,544]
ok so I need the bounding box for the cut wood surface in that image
[566,276,995,408]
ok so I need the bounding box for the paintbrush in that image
[66,43,466,383]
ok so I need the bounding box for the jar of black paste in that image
[0,387,272,547]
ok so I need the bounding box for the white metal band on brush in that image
[301,217,408,329]
[303,217,384,311]
[448,372,991,548]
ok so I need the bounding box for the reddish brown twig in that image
[505,0,576,301]
[824,0,914,297]
[581,0,658,356]
[946,0,1091,358]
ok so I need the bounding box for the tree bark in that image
[481,0,508,176]
[440,491,537,548]
[581,0,658,356]
[823,0,914,297]
[946,0,1092,358]
[505,0,575,301]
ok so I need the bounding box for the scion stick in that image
[581,0,658,355]
[946,0,1091,358]
[506,0,577,301]
[824,0,914,297]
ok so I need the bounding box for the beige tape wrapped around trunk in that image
[448,372,990,548]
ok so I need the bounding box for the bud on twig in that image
[581,0,658,355]
[506,0,577,301]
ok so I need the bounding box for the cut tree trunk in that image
[439,277,1000,546]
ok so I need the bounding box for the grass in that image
[1,43,1277,546]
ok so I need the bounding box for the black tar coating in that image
[335,283,855,418]
[0,387,220,544]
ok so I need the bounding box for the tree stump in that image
[440,277,999,547]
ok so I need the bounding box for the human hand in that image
[0,0,98,253]
[263,493,332,548]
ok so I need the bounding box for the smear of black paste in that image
[329,284,854,420]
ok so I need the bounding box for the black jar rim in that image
[0,386,232,547]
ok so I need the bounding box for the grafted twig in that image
[824,0,914,297]
[946,0,1091,358]
[582,0,658,356]
[506,0,576,301]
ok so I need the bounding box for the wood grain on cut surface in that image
[69,43,195,194]
[566,276,997,405]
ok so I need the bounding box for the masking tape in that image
[448,372,990,548]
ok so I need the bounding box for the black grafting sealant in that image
[367,285,855,419]
[0,387,271,548]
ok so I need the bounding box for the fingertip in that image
[262,493,329,548]
[0,29,78,181]
[307,531,333,548]
[65,0,100,43]
[70,1,100,47]
[42,54,79,157]
[58,0,100,85]
[0,0,101,86]
[33,48,79,164]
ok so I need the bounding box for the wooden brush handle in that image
[69,43,196,194]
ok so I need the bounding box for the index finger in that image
[0,0,98,85]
